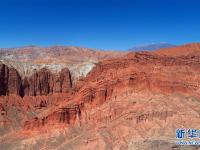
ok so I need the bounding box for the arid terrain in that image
[0,43,200,150]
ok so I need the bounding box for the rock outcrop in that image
[54,68,72,93]
[0,63,8,95]
[24,104,81,130]
[0,63,72,97]
[0,63,23,96]
[24,67,72,96]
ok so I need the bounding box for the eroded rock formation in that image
[24,104,81,130]
[21,47,200,132]
[0,63,8,95]
[0,63,72,97]
[1,43,200,150]
[0,63,23,96]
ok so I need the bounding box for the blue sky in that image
[0,0,200,50]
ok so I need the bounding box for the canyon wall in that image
[0,63,72,97]
[21,51,200,130]
[0,63,23,96]
[1,44,200,150]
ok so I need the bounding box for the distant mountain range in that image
[0,43,176,52]
[129,43,176,51]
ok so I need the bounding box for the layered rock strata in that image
[22,51,200,130]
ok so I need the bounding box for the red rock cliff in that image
[22,51,200,130]
[0,63,72,97]
[0,63,23,96]
[24,67,72,96]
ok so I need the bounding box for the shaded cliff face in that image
[23,67,72,96]
[0,63,23,96]
[0,63,72,97]
[56,68,72,93]
[0,63,8,95]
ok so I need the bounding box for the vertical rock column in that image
[0,63,23,96]
[7,67,23,96]
[0,63,9,95]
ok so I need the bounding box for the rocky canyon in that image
[0,44,200,150]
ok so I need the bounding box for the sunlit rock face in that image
[1,44,200,150]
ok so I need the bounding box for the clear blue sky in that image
[0,0,200,50]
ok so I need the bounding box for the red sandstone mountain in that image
[155,43,200,56]
[0,43,200,150]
